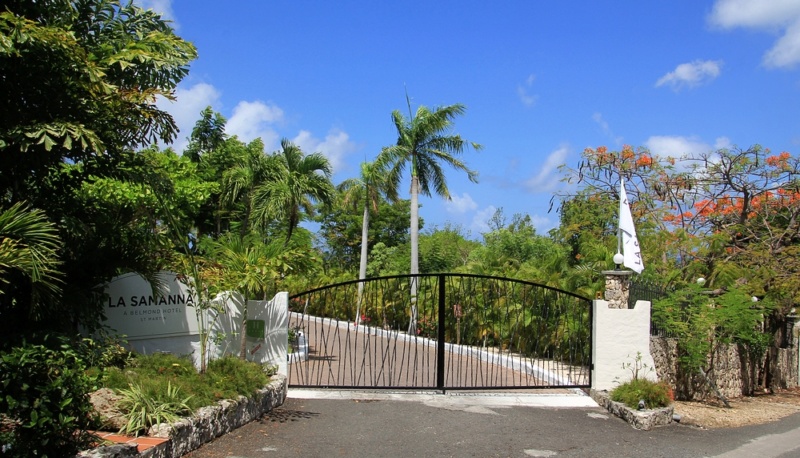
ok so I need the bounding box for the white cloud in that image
[226,100,284,149]
[524,144,570,192]
[592,112,623,144]
[714,136,732,150]
[156,82,221,152]
[529,214,556,234]
[471,205,497,234]
[709,0,800,68]
[517,74,538,107]
[292,128,357,173]
[655,60,723,91]
[444,193,478,214]
[135,0,177,26]
[764,21,800,68]
[644,135,715,157]
[709,0,800,29]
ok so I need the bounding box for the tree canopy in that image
[0,0,196,339]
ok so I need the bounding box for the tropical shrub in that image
[99,353,274,412]
[610,352,673,410]
[611,378,673,410]
[116,382,192,436]
[0,342,98,457]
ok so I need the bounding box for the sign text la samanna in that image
[107,293,195,308]
[101,272,200,339]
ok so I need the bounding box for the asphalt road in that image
[184,391,800,458]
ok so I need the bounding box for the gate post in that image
[592,270,657,392]
[436,274,446,390]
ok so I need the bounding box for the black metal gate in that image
[288,274,592,390]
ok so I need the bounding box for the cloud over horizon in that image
[645,135,731,157]
[524,145,569,192]
[517,74,538,107]
[293,129,357,174]
[444,192,479,214]
[225,100,284,149]
[709,0,800,68]
[656,60,723,91]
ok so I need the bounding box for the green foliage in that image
[0,0,197,337]
[0,342,98,457]
[99,353,273,413]
[250,139,335,244]
[611,378,673,410]
[75,332,132,370]
[0,0,196,167]
[416,316,438,338]
[318,197,413,271]
[204,355,275,398]
[366,242,407,277]
[653,285,775,373]
[610,352,672,410]
[116,381,192,436]
[0,203,63,334]
[418,224,479,273]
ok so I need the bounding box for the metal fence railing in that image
[288,274,593,391]
[629,279,676,337]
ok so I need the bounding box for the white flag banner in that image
[619,178,644,273]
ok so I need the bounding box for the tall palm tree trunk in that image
[355,204,370,326]
[408,175,419,335]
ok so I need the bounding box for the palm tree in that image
[221,139,273,236]
[205,232,282,359]
[252,139,335,246]
[0,203,63,334]
[338,160,393,325]
[378,101,481,333]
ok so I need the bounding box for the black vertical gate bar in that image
[588,296,593,388]
[436,274,446,390]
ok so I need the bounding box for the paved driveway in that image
[185,390,800,458]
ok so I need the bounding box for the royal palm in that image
[379,102,481,333]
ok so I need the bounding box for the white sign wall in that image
[103,271,199,339]
[100,272,288,374]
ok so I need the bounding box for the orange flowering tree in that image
[557,144,800,289]
[554,144,683,281]
[556,145,800,390]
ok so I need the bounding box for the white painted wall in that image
[100,272,288,374]
[592,299,657,391]
[213,292,289,375]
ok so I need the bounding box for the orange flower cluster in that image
[686,188,800,223]
[586,145,653,170]
[766,151,792,169]
[636,155,653,168]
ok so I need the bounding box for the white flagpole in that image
[619,178,644,273]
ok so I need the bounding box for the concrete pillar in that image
[592,271,656,391]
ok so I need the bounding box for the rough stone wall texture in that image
[770,347,798,391]
[603,271,631,309]
[79,375,287,458]
[153,376,286,457]
[590,390,674,430]
[650,338,797,400]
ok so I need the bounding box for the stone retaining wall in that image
[78,375,287,458]
[650,337,797,400]
[590,390,674,430]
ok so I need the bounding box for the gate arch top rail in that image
[288,273,592,391]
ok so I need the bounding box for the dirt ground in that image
[672,387,800,429]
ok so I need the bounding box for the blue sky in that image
[141,0,800,238]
